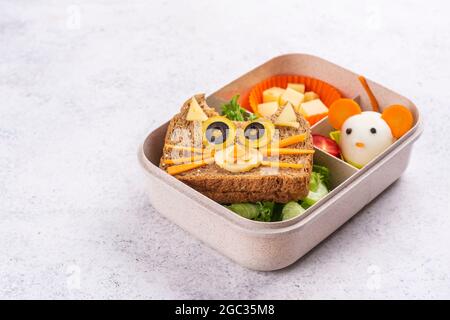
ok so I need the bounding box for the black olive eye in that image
[205,121,229,144]
[370,128,377,134]
[244,122,265,141]
[346,128,352,135]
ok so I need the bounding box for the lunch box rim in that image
[138,53,423,234]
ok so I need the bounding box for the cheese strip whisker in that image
[263,148,314,156]
[277,134,307,148]
[163,155,214,165]
[167,158,214,175]
[165,144,210,154]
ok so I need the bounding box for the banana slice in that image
[214,145,262,173]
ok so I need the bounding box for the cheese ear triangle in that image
[274,103,299,128]
[186,96,208,121]
[276,103,297,122]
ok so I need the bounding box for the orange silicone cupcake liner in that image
[244,75,342,113]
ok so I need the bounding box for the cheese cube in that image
[186,97,208,121]
[300,99,328,116]
[275,103,298,126]
[263,87,285,104]
[299,99,328,125]
[257,101,279,118]
[280,88,304,110]
[287,83,305,94]
[303,91,319,102]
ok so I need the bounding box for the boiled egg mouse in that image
[328,98,413,168]
[341,111,393,167]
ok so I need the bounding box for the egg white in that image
[340,112,394,167]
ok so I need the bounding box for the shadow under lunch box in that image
[138,54,423,271]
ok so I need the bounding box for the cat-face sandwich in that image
[159,94,314,203]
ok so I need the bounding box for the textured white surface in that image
[1,0,449,299]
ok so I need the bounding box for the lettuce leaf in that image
[281,201,306,220]
[221,95,257,121]
[303,171,329,206]
[312,164,330,189]
[226,165,331,222]
[226,201,274,222]
[255,201,274,222]
[226,203,259,219]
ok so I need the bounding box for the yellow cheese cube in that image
[280,88,304,110]
[257,101,279,118]
[299,99,328,125]
[287,83,305,94]
[263,87,285,104]
[303,91,319,102]
[186,97,208,121]
[300,99,328,116]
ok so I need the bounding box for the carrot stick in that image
[261,161,304,169]
[358,75,379,112]
[277,134,306,148]
[165,144,206,154]
[263,148,314,156]
[163,155,213,165]
[167,160,212,175]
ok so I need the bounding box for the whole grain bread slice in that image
[159,94,313,203]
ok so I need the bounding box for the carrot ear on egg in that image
[328,98,362,129]
[381,104,414,139]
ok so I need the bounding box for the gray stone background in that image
[1,0,449,299]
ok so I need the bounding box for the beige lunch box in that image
[138,54,423,271]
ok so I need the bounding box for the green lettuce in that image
[226,165,331,222]
[221,95,257,121]
[302,168,329,207]
[226,201,274,222]
[281,201,306,221]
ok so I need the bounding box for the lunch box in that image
[138,54,423,271]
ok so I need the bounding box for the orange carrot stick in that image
[263,148,314,156]
[358,75,379,113]
[167,160,212,175]
[165,144,206,154]
[162,155,213,165]
[277,134,306,148]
